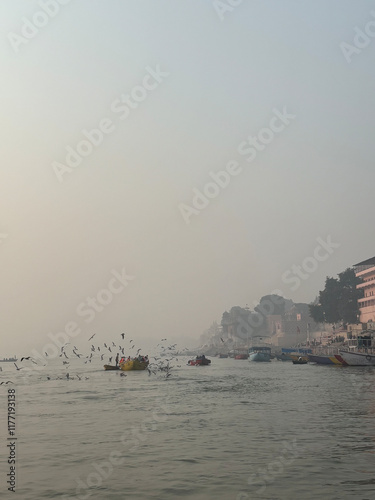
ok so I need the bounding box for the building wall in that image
[356,265,375,323]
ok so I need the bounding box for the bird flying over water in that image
[121,333,125,339]
[14,363,23,370]
[88,334,96,341]
[0,381,13,384]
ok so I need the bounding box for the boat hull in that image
[120,360,149,371]
[103,364,120,370]
[235,354,249,360]
[249,352,271,362]
[339,350,375,366]
[188,358,211,366]
[308,354,345,366]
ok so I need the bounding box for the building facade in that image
[355,257,375,324]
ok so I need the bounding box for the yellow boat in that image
[120,359,149,371]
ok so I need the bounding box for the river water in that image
[1,356,375,500]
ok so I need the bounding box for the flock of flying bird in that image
[0,333,189,384]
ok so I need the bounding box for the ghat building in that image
[354,256,375,325]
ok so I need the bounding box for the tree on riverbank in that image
[309,268,363,325]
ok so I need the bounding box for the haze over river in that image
[1,357,375,499]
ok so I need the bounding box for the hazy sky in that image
[1,0,374,355]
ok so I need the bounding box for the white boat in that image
[339,350,375,366]
[249,346,272,362]
[248,336,272,362]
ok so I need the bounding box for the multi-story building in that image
[354,256,375,324]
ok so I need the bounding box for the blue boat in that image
[248,346,272,362]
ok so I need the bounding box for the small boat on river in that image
[188,355,211,366]
[104,365,120,370]
[120,359,149,371]
[292,357,308,365]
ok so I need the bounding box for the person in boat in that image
[120,356,125,364]
[115,353,119,367]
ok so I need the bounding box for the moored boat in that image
[235,354,249,360]
[234,347,249,360]
[339,350,375,366]
[308,353,346,366]
[249,346,272,362]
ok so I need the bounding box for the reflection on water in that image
[0,358,374,499]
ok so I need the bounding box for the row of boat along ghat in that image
[215,332,375,366]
